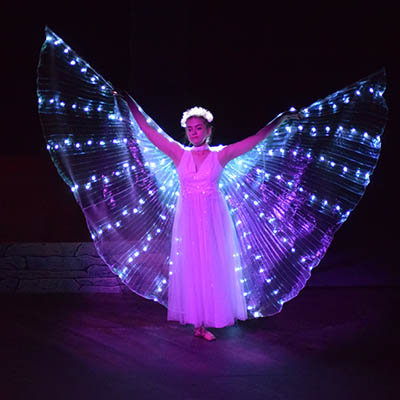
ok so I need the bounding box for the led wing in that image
[37,27,180,304]
[220,69,388,318]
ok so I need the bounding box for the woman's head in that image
[181,106,213,146]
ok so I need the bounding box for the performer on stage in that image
[37,28,388,342]
[124,99,299,340]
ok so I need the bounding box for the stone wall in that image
[0,243,128,294]
[0,243,397,294]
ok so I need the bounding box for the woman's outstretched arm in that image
[122,93,183,162]
[218,111,300,167]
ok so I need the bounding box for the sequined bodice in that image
[177,149,223,198]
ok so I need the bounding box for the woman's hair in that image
[180,106,214,128]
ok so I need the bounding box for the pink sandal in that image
[194,328,203,337]
[202,330,216,341]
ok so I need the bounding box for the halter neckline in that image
[191,143,210,152]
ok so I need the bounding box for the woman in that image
[124,96,300,340]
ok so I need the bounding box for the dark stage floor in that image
[1,287,398,400]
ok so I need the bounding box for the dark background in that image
[1,1,398,263]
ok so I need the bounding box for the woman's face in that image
[185,117,211,146]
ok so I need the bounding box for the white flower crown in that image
[180,106,214,128]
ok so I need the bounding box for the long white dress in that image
[167,147,248,328]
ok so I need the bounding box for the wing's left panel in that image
[37,27,179,305]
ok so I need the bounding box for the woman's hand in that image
[279,109,302,124]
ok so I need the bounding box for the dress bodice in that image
[177,148,223,198]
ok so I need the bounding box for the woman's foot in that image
[202,329,216,341]
[194,326,203,337]
[194,325,216,341]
